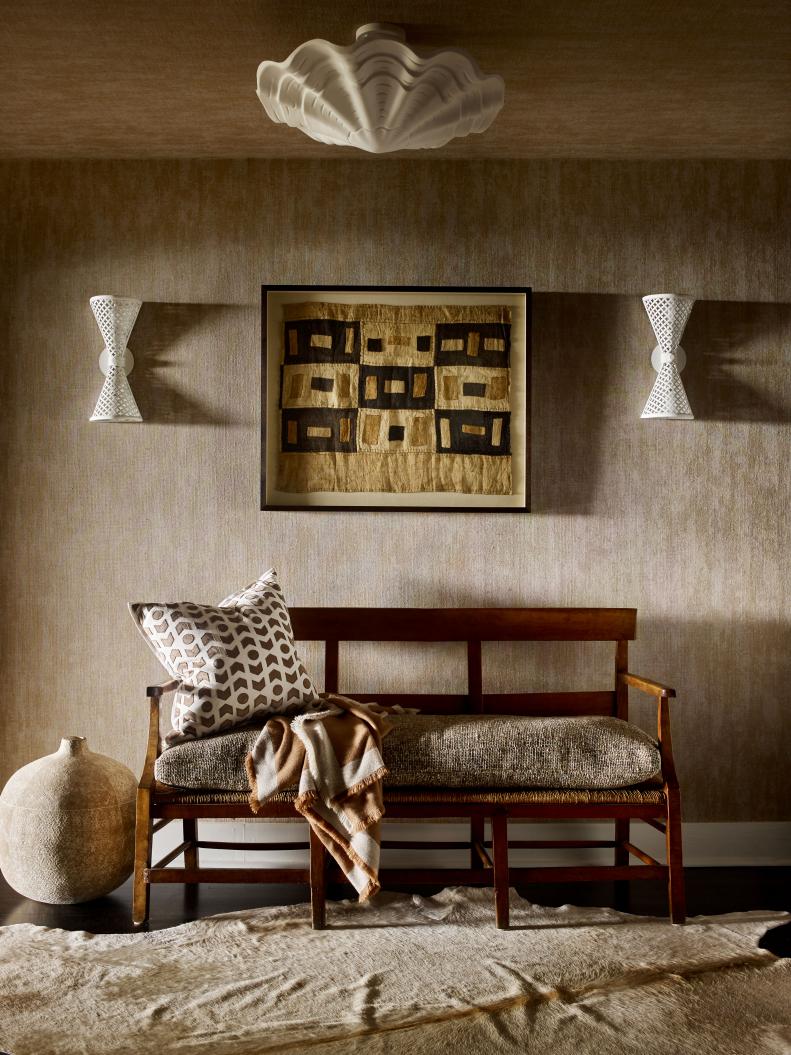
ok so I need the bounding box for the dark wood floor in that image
[1,868,789,954]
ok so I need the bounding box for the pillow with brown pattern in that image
[129,569,320,744]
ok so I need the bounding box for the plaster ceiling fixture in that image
[89,295,143,423]
[256,23,505,154]
[640,293,695,420]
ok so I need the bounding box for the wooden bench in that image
[133,607,684,929]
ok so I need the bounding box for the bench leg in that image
[183,818,199,871]
[182,817,199,915]
[470,816,485,870]
[492,813,509,929]
[132,788,152,926]
[666,790,686,924]
[614,818,630,911]
[309,827,326,930]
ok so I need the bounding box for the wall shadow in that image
[630,614,790,822]
[130,302,247,426]
[682,300,791,423]
[529,292,625,516]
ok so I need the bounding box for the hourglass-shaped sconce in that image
[89,295,143,423]
[641,293,695,420]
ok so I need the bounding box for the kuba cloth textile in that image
[278,301,513,494]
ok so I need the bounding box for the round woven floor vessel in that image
[0,737,136,904]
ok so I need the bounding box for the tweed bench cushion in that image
[154,713,661,791]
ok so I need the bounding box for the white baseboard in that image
[153,820,791,871]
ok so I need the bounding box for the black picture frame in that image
[261,285,531,512]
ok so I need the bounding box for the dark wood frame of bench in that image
[133,607,684,929]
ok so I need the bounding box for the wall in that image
[0,159,788,824]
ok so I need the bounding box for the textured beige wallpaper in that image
[0,159,788,821]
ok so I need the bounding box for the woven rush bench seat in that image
[154,714,662,792]
[151,780,666,807]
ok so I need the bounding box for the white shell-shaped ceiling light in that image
[256,23,505,154]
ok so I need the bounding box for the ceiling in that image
[1,0,789,160]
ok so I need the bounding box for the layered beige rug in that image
[1,888,789,1054]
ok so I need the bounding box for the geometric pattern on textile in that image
[435,409,510,455]
[283,319,362,363]
[281,364,359,409]
[435,366,510,411]
[281,407,358,453]
[278,302,513,494]
[434,322,510,367]
[358,365,436,410]
[358,409,435,452]
[129,569,320,743]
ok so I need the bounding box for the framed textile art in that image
[261,285,531,511]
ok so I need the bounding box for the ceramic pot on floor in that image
[0,737,137,903]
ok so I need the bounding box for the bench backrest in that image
[289,607,636,720]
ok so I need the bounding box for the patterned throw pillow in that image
[129,569,319,743]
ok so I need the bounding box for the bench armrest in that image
[146,679,179,698]
[619,672,676,698]
[139,681,176,789]
[618,673,680,788]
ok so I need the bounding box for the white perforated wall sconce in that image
[256,23,505,154]
[641,293,695,420]
[89,295,143,423]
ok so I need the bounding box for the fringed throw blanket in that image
[246,694,395,900]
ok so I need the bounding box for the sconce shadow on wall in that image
[130,303,247,426]
[681,300,791,424]
[628,613,790,819]
[528,291,622,517]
